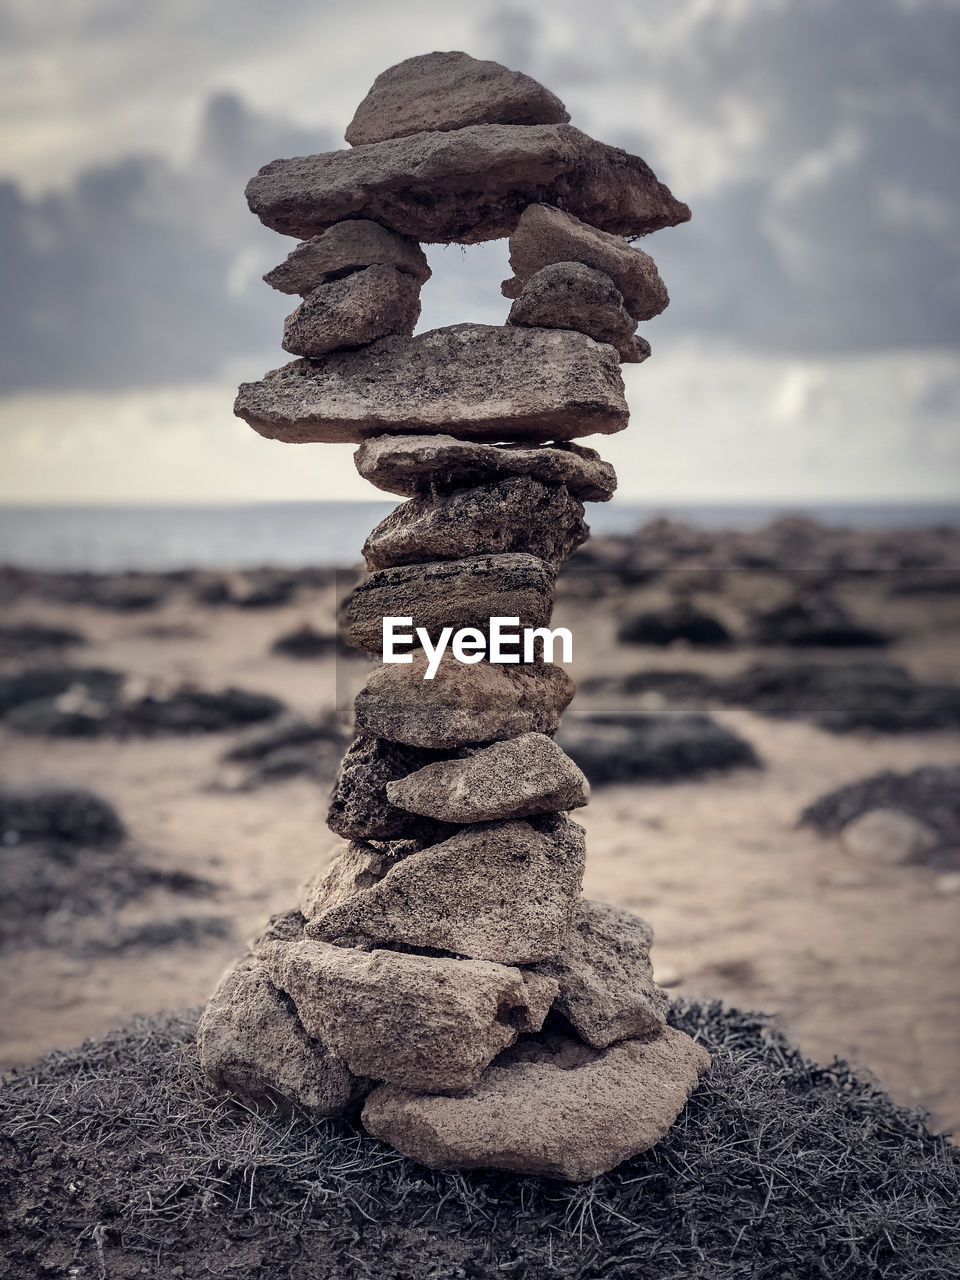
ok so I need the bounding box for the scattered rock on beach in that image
[617,604,732,648]
[840,808,940,866]
[556,713,760,786]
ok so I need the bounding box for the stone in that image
[533,900,668,1048]
[245,123,691,244]
[326,736,459,843]
[198,960,364,1115]
[840,808,940,865]
[300,841,407,921]
[264,219,430,295]
[354,434,618,502]
[502,204,670,319]
[362,1024,711,1180]
[354,654,576,748]
[257,938,555,1093]
[508,261,648,363]
[307,815,586,964]
[345,51,569,146]
[361,476,589,571]
[386,732,589,823]
[281,265,421,358]
[338,552,556,654]
[235,323,628,445]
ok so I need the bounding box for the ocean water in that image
[0,501,958,573]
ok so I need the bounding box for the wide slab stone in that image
[245,124,691,244]
[502,204,669,319]
[338,553,556,654]
[258,937,556,1093]
[355,434,618,503]
[326,735,459,842]
[235,324,627,445]
[362,477,588,571]
[354,654,575,748]
[345,51,569,146]
[265,219,430,295]
[307,815,586,964]
[362,1024,711,1179]
[533,900,668,1048]
[281,264,421,358]
[198,960,364,1115]
[386,732,589,823]
[508,261,648,364]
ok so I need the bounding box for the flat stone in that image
[354,654,576,748]
[235,323,627,445]
[264,219,430,295]
[245,124,691,244]
[502,204,669,319]
[507,262,647,364]
[300,841,406,921]
[841,808,940,865]
[362,1024,711,1179]
[258,938,555,1093]
[386,732,589,823]
[338,553,556,654]
[198,960,364,1115]
[281,265,421,358]
[345,51,569,146]
[362,477,588,571]
[354,435,617,502]
[533,900,668,1048]
[307,815,586,964]
[326,735,459,842]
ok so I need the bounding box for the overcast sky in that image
[1,0,958,504]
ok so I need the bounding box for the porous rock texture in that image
[281,264,421,357]
[356,433,617,502]
[345,51,570,145]
[362,475,588,570]
[508,260,648,363]
[386,731,589,823]
[300,841,406,920]
[363,1026,712,1180]
[235,323,628,445]
[325,735,460,842]
[264,218,430,295]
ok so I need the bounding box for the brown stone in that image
[354,434,618,502]
[354,654,575,748]
[345,51,569,146]
[264,219,430,295]
[281,265,421,358]
[386,732,589,823]
[235,323,627,445]
[245,123,690,244]
[300,841,407,921]
[362,1025,711,1179]
[257,937,555,1093]
[502,204,669,319]
[307,815,586,964]
[338,553,556,655]
[326,736,459,843]
[362,477,588,571]
[507,261,647,364]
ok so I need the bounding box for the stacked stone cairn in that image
[200,51,710,1181]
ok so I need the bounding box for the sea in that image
[0,501,958,573]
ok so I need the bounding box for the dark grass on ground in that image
[2,1002,957,1280]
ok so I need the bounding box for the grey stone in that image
[307,815,586,964]
[345,51,569,146]
[507,261,647,363]
[235,323,628,445]
[362,1024,712,1179]
[257,937,556,1093]
[281,264,421,358]
[300,841,406,922]
[841,808,940,865]
[502,204,669,319]
[338,553,556,655]
[354,434,618,502]
[198,960,364,1115]
[264,219,430,295]
[386,732,589,823]
[245,123,691,244]
[326,735,459,842]
[362,477,589,571]
[354,654,576,748]
[533,900,668,1048]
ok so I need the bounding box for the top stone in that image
[345,51,570,146]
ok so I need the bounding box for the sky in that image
[0,0,958,504]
